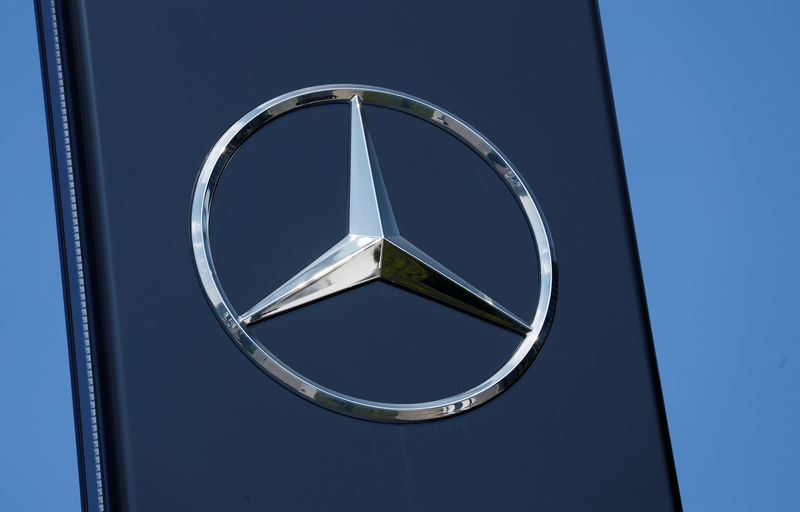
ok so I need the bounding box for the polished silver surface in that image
[241,96,529,333]
[190,85,557,422]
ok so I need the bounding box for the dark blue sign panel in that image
[37,0,681,510]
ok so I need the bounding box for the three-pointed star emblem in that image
[239,97,531,335]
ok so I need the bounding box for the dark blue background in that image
[1,1,797,510]
[53,1,673,509]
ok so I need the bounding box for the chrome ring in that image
[190,85,557,422]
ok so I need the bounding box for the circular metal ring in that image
[190,84,557,422]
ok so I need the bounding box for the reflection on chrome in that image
[241,96,530,334]
[190,85,557,422]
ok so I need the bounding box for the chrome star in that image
[239,96,531,334]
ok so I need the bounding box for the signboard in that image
[37,0,681,510]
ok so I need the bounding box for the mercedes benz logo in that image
[190,85,557,422]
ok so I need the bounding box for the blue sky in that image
[1,1,797,510]
[0,2,81,510]
[601,1,799,509]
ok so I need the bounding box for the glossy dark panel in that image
[42,0,680,509]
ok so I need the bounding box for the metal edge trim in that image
[35,0,107,510]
